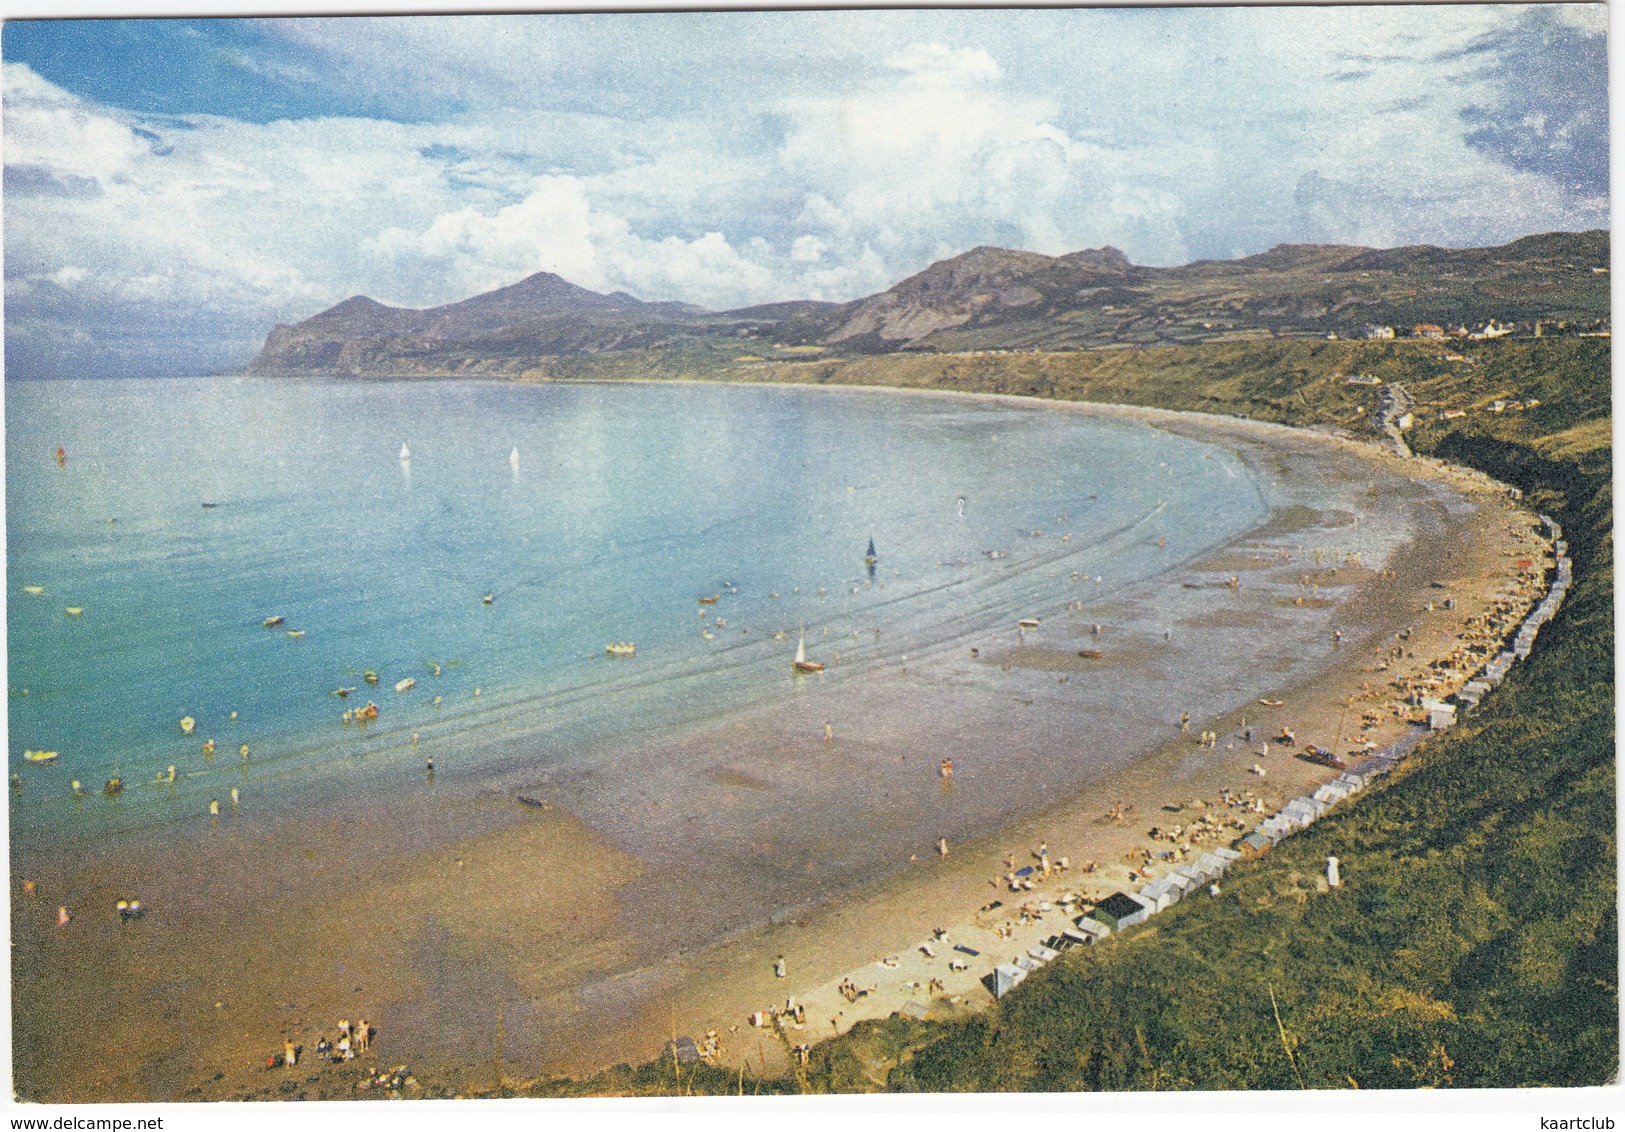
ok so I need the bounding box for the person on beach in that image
[1181,712,1191,732]
[824,722,832,743]
[284,1040,298,1068]
[356,1020,370,1052]
[774,956,787,978]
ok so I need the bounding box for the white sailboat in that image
[792,628,824,673]
[509,446,520,469]
[399,443,411,461]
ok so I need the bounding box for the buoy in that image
[180,716,195,735]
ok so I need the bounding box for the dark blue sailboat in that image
[864,537,877,566]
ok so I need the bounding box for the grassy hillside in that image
[502,337,1615,1096]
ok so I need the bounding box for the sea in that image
[6,377,1270,850]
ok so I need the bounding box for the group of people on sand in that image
[273,1018,372,1070]
[837,978,875,1003]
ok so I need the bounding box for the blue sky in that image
[1,4,1610,377]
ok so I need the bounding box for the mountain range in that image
[249,230,1610,377]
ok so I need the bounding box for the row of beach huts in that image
[991,515,1572,1000]
[1421,514,1569,731]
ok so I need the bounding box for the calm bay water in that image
[7,377,1267,847]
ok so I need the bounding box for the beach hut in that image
[1258,816,1296,842]
[1238,831,1272,858]
[1312,782,1350,806]
[1015,955,1043,973]
[1282,798,1320,826]
[1334,771,1368,793]
[1139,880,1177,911]
[1073,915,1111,940]
[1029,944,1061,964]
[1174,863,1207,885]
[1057,926,1094,949]
[1162,870,1197,896]
[1211,846,1242,865]
[1426,700,1458,730]
[1195,852,1230,879]
[1092,891,1149,931]
[990,964,1027,999]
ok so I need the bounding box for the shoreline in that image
[8,384,1550,1102]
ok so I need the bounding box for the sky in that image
[0,3,1610,378]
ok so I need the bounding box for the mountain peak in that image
[321,295,394,317]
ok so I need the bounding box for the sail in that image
[399,443,411,460]
[795,633,807,664]
[510,446,520,464]
[866,537,876,559]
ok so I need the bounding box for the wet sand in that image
[8,394,1548,1101]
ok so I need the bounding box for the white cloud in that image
[2,6,1607,377]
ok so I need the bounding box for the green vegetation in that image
[504,336,1615,1096]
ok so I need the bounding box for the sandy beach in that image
[8,392,1552,1102]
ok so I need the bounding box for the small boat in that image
[179,716,196,735]
[1018,618,1041,629]
[22,586,43,596]
[482,594,494,605]
[64,607,84,617]
[262,616,285,627]
[103,777,123,796]
[399,443,411,461]
[395,677,416,693]
[865,537,878,566]
[355,701,379,720]
[509,446,520,467]
[55,446,66,467]
[606,643,636,656]
[201,502,219,509]
[23,750,59,764]
[698,595,719,605]
[363,671,379,685]
[792,630,824,673]
[286,629,305,638]
[1258,698,1284,707]
[331,686,356,698]
[1076,649,1103,659]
